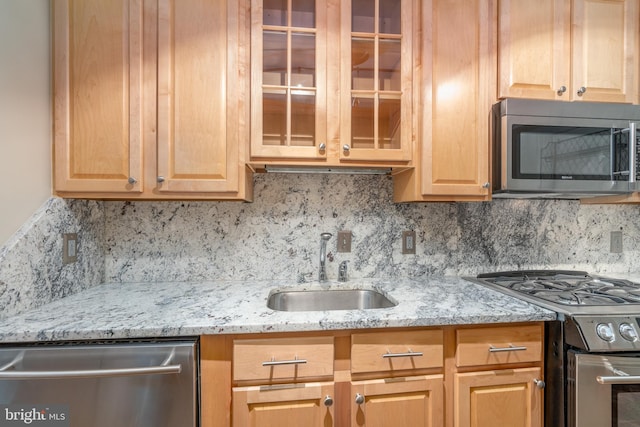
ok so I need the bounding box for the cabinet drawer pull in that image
[262,357,307,367]
[382,349,424,359]
[488,344,527,353]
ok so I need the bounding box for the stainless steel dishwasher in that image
[0,339,198,426]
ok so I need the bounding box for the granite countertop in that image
[0,277,557,343]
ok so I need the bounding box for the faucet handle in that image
[338,261,349,282]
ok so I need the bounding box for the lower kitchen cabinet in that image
[351,376,444,427]
[200,323,544,427]
[232,382,335,427]
[454,368,543,427]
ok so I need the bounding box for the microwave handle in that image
[630,122,637,184]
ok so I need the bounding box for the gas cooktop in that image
[468,270,640,316]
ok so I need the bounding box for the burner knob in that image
[596,323,616,342]
[619,323,638,342]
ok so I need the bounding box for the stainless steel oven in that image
[468,271,640,427]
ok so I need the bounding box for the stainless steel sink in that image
[267,288,397,312]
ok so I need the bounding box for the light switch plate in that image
[402,231,416,254]
[337,231,352,253]
[63,233,78,264]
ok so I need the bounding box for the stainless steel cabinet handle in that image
[0,364,182,380]
[533,379,545,389]
[262,357,307,367]
[557,86,567,95]
[597,375,640,384]
[355,393,365,405]
[482,182,490,189]
[157,176,165,183]
[382,349,424,358]
[324,395,334,407]
[577,86,587,96]
[319,143,326,151]
[343,144,351,152]
[128,177,137,185]
[488,344,527,353]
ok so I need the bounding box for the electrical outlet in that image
[610,230,623,253]
[402,231,416,254]
[337,231,352,253]
[63,233,78,264]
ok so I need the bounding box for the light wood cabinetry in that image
[249,0,415,168]
[499,0,639,103]
[452,324,544,427]
[393,0,496,202]
[201,323,544,427]
[53,0,252,200]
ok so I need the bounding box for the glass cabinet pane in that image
[351,96,375,149]
[263,31,287,85]
[352,38,375,90]
[292,0,315,28]
[352,0,375,32]
[379,38,401,91]
[291,92,316,146]
[378,98,401,149]
[263,91,287,146]
[264,0,287,26]
[379,0,401,34]
[291,32,315,87]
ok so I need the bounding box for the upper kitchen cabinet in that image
[393,0,496,202]
[498,0,640,103]
[53,0,252,200]
[249,0,414,168]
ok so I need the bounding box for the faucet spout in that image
[319,232,332,281]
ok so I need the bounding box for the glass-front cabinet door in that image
[251,0,328,159]
[340,0,412,162]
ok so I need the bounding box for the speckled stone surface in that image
[0,277,556,343]
[104,174,640,283]
[0,198,104,321]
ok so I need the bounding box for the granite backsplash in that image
[2,173,640,319]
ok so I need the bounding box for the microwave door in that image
[612,122,638,192]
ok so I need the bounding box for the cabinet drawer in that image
[456,324,542,368]
[351,330,443,374]
[233,337,334,383]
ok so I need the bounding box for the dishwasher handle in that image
[0,349,182,380]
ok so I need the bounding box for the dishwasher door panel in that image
[0,340,197,427]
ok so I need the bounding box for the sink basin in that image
[267,288,397,312]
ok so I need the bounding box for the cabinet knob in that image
[128,177,137,185]
[577,86,587,96]
[343,144,351,153]
[482,182,490,189]
[355,393,365,405]
[157,176,165,183]
[319,143,326,152]
[557,86,567,96]
[323,395,334,407]
[534,379,546,389]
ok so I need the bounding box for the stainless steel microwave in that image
[491,98,640,198]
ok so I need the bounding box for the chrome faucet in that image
[319,232,332,281]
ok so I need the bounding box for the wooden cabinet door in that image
[498,0,570,100]
[53,0,144,193]
[250,0,330,161]
[232,382,334,427]
[156,0,242,193]
[572,0,639,103]
[339,0,413,163]
[420,0,495,198]
[351,375,444,427]
[455,367,543,427]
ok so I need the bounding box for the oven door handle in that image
[596,375,640,385]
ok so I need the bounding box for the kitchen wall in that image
[103,174,640,283]
[0,0,52,245]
